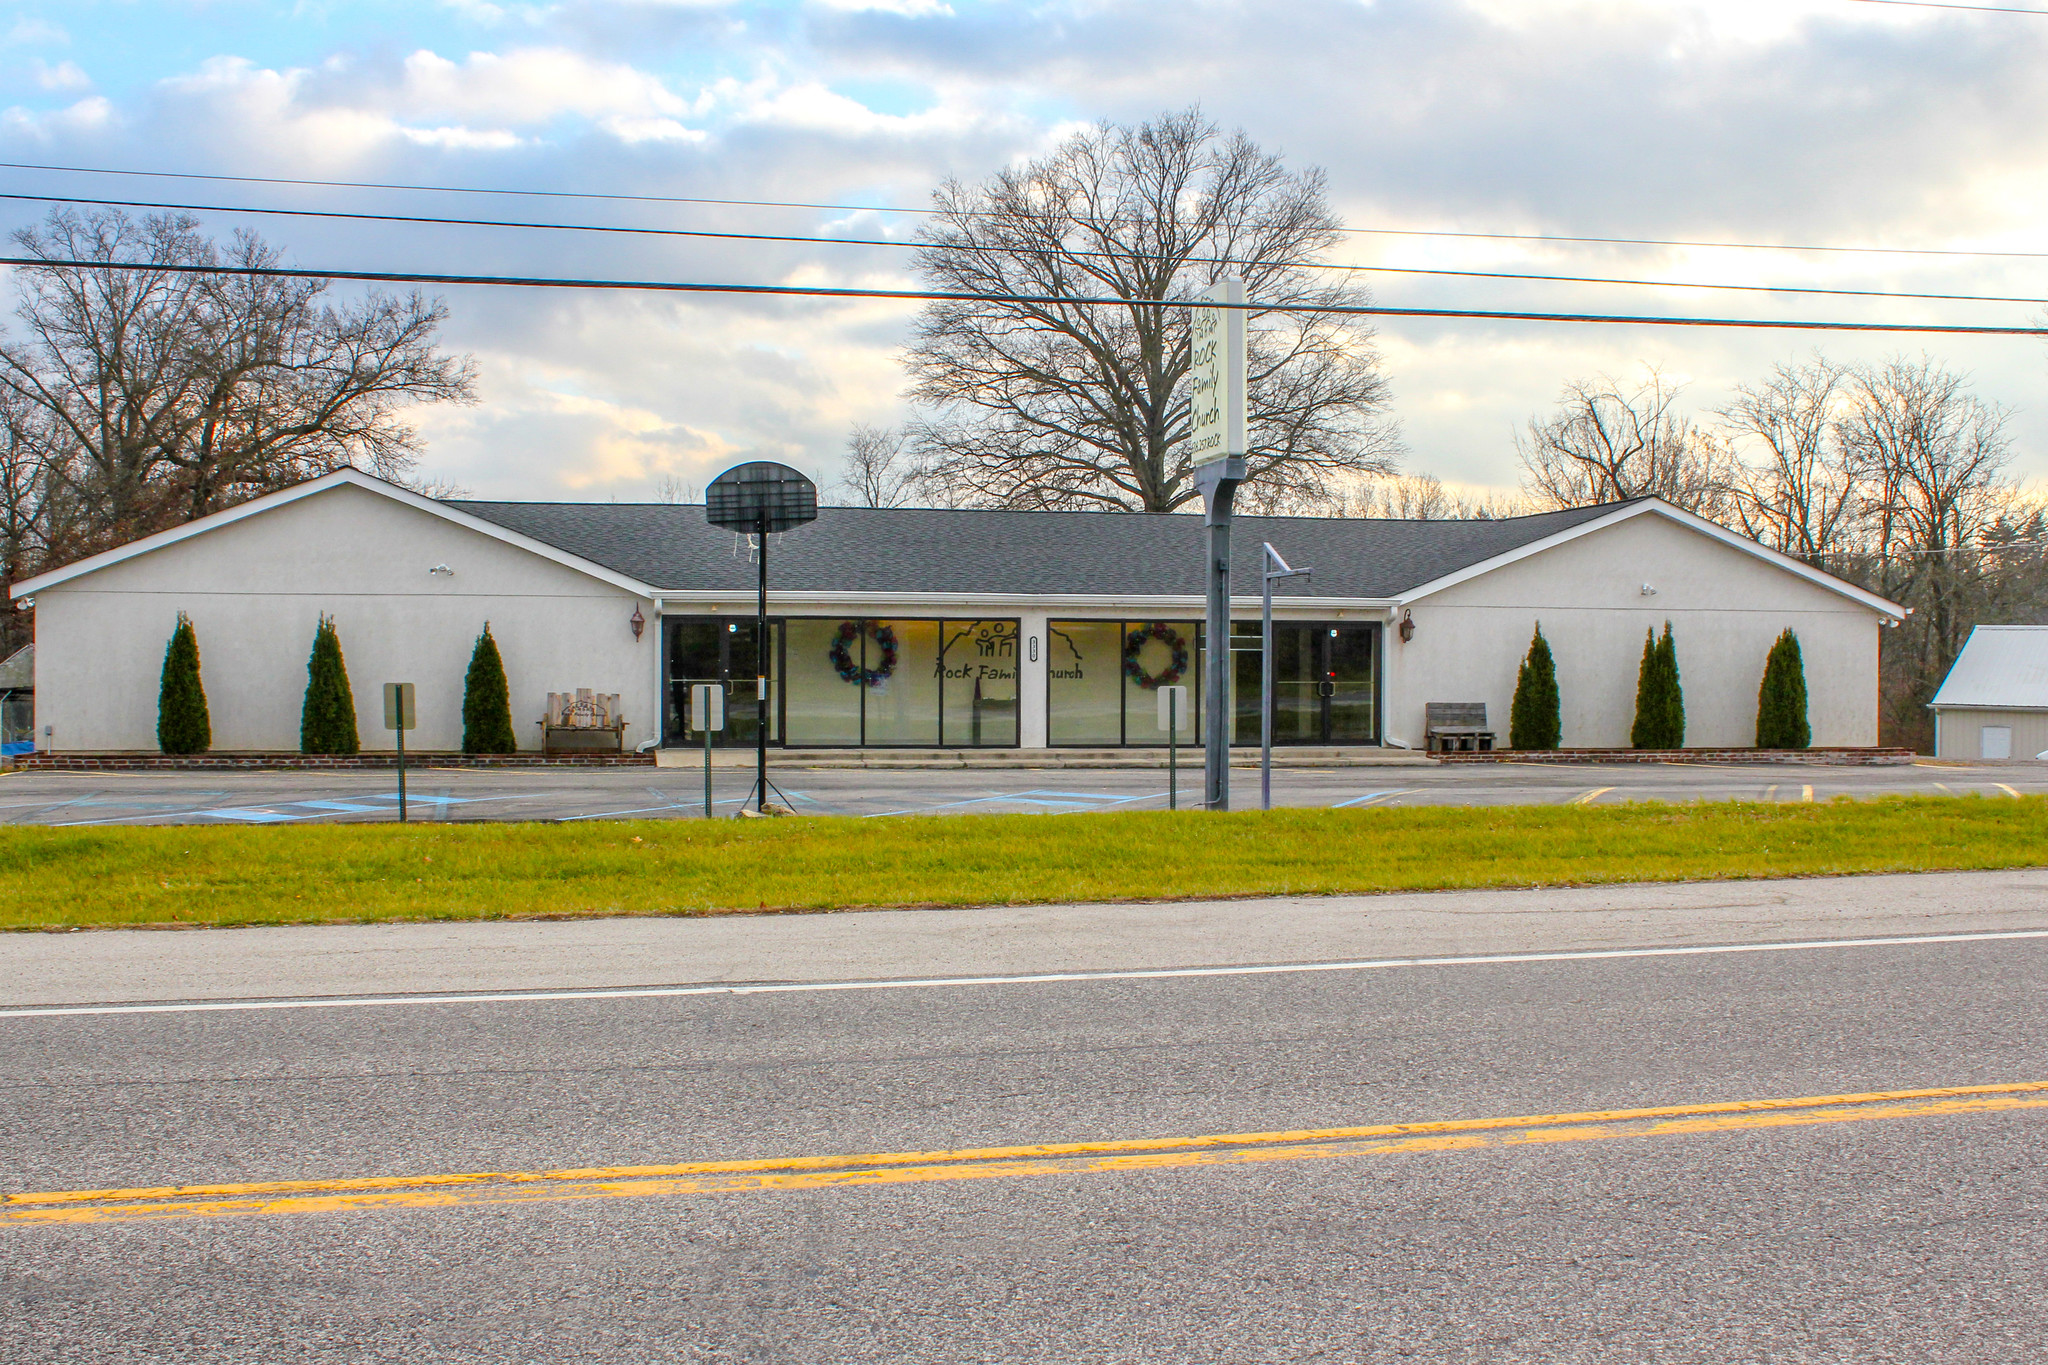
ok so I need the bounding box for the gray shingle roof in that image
[448,499,1637,599]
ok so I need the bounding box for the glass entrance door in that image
[1266,623,1378,745]
[664,617,781,747]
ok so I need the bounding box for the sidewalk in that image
[4,869,2043,1008]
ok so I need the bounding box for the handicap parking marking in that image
[192,807,302,824]
[1332,789,1416,809]
[864,787,1150,817]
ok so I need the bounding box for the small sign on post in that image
[1157,684,1188,811]
[383,683,416,824]
[689,682,727,819]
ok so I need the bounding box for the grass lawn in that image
[2,795,2043,932]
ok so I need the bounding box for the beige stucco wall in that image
[1382,513,1886,749]
[1935,709,2048,760]
[31,483,656,752]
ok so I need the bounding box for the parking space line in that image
[1333,789,1414,809]
[1802,785,1814,802]
[1568,787,1614,805]
[1996,784,2022,798]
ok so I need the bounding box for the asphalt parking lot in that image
[0,757,2039,825]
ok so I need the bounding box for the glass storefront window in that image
[941,621,1020,747]
[784,618,865,746]
[1049,619,1203,746]
[864,619,942,745]
[1121,621,1201,745]
[1046,621,1123,745]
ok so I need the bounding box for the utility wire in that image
[5,255,2046,336]
[7,191,2046,308]
[1846,0,2048,14]
[5,160,2046,261]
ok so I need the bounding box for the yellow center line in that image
[1569,786,1614,805]
[8,1081,2044,1226]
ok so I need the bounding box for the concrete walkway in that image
[5,868,2044,1007]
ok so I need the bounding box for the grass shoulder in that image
[1,795,2042,932]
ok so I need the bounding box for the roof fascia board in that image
[1396,500,1907,618]
[653,591,1398,613]
[1928,702,2048,712]
[11,469,659,601]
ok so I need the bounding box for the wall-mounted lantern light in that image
[630,605,646,641]
[1398,610,1415,643]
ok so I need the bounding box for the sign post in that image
[382,683,416,823]
[1189,276,1247,811]
[1259,544,1312,811]
[689,682,726,818]
[1157,684,1188,811]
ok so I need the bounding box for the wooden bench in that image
[1425,702,1495,753]
[541,689,629,755]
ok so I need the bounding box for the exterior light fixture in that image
[630,605,646,641]
[429,564,454,577]
[1398,610,1415,643]
[1641,582,1657,596]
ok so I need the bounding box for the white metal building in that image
[7,468,1905,755]
[1928,625,2048,761]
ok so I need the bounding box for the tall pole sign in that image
[1190,276,1247,811]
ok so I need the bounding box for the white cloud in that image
[396,47,690,126]
[30,60,90,93]
[2,18,68,47]
[811,0,954,14]
[600,115,707,143]
[0,95,113,138]
[399,124,526,149]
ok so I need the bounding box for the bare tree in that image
[1834,355,2018,742]
[835,423,918,508]
[1340,473,1528,520]
[652,473,698,504]
[0,207,476,571]
[1715,355,1857,563]
[903,107,1398,513]
[1516,367,1733,516]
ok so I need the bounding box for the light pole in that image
[1259,544,1312,811]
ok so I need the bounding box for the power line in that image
[1847,0,2048,14]
[6,160,2047,262]
[4,255,2045,336]
[8,191,2046,309]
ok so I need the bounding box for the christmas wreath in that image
[829,620,899,687]
[1122,621,1190,691]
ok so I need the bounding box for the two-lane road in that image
[3,877,2046,1362]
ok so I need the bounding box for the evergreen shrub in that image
[1630,621,1686,750]
[463,622,519,754]
[1755,628,1811,749]
[156,613,211,755]
[300,614,360,755]
[1508,622,1561,750]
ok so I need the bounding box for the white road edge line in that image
[4,928,2046,1020]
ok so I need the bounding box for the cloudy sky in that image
[3,0,2046,503]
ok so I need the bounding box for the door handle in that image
[1319,680,1336,698]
